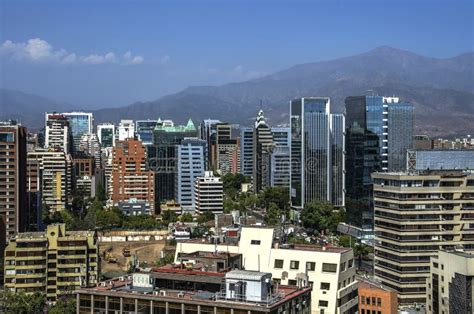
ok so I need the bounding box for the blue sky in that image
[1,0,473,109]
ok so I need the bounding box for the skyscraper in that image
[147,119,198,208]
[97,123,115,148]
[175,138,206,211]
[253,110,274,193]
[0,121,27,237]
[51,112,93,153]
[290,97,345,208]
[240,127,254,177]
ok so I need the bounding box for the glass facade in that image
[290,97,345,208]
[388,102,414,171]
[136,120,158,146]
[62,113,93,152]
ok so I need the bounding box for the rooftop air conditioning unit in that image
[178,292,185,298]
[160,290,166,296]
[154,291,160,296]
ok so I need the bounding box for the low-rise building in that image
[175,226,358,314]
[427,250,474,314]
[75,267,312,314]
[4,223,99,302]
[358,277,398,314]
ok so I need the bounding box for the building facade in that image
[147,119,198,207]
[175,226,358,314]
[358,277,398,314]
[135,120,158,146]
[194,171,223,214]
[372,171,474,305]
[290,97,345,208]
[97,123,115,148]
[4,223,99,302]
[406,149,474,171]
[117,119,135,141]
[111,138,155,213]
[175,138,206,211]
[57,112,93,153]
[0,121,27,237]
[427,250,474,314]
[44,114,71,154]
[253,110,274,193]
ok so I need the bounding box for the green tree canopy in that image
[300,201,344,234]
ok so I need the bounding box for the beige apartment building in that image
[175,226,359,314]
[372,171,474,305]
[4,223,99,302]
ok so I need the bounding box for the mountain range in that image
[1,46,473,136]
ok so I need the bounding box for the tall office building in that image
[111,138,155,212]
[44,114,71,154]
[240,127,254,177]
[175,138,206,211]
[0,121,27,237]
[117,119,135,141]
[269,127,291,188]
[79,133,102,168]
[97,123,115,148]
[199,119,221,170]
[345,96,414,194]
[26,156,42,231]
[4,223,99,302]
[135,119,158,146]
[28,149,72,213]
[253,110,274,193]
[373,170,474,305]
[290,97,345,208]
[147,119,198,208]
[52,112,93,153]
[194,171,224,214]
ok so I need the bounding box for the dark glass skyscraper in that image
[290,97,345,209]
[147,119,197,210]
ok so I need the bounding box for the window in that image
[366,297,370,305]
[273,278,281,284]
[372,297,376,306]
[322,263,337,273]
[320,282,330,290]
[274,259,284,269]
[288,279,297,285]
[340,262,346,271]
[377,297,381,306]
[348,259,353,268]
[361,296,365,304]
[250,240,261,245]
[306,262,316,271]
[433,262,439,268]
[318,300,328,307]
[290,260,299,270]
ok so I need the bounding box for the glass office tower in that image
[61,112,93,153]
[136,120,158,146]
[97,123,115,148]
[290,97,345,209]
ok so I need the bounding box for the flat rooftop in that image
[76,270,311,309]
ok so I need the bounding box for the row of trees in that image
[0,291,75,314]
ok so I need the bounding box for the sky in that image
[1,0,473,109]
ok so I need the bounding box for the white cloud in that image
[0,38,144,66]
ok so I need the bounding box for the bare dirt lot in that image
[99,240,166,274]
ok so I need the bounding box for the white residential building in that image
[175,226,358,314]
[194,171,223,214]
[117,119,135,141]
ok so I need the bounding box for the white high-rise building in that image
[117,120,135,141]
[194,171,223,214]
[49,112,93,152]
[44,114,71,154]
[175,138,206,212]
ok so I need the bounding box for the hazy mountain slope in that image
[93,47,474,135]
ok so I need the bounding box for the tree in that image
[300,201,344,234]
[264,202,281,226]
[339,235,353,248]
[156,252,175,267]
[261,187,289,211]
[2,291,46,314]
[180,212,193,223]
[354,243,372,269]
[197,211,215,224]
[48,296,76,314]
[161,209,178,225]
[95,183,107,204]
[222,173,249,197]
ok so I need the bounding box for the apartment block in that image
[4,223,99,302]
[175,226,358,314]
[28,149,72,212]
[0,121,27,237]
[111,138,155,213]
[194,171,223,214]
[44,114,71,154]
[358,277,398,314]
[373,171,474,305]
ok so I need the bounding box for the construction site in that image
[99,240,170,278]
